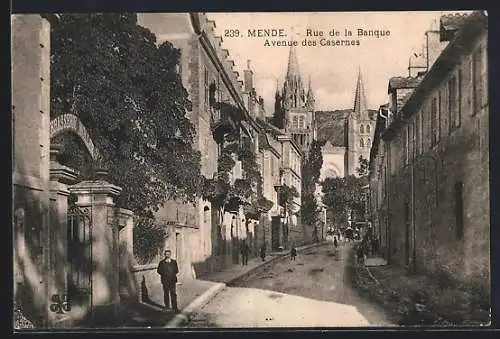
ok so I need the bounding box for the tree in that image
[356,155,369,178]
[51,14,202,263]
[321,156,368,226]
[301,140,325,226]
[271,93,285,129]
[51,13,202,217]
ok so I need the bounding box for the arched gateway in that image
[50,113,101,162]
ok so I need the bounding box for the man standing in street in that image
[240,241,249,265]
[157,249,179,312]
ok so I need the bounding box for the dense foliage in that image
[203,97,273,221]
[321,156,369,226]
[133,217,168,264]
[51,13,202,215]
[51,13,202,261]
[279,183,300,213]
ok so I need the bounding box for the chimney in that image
[425,29,448,70]
[244,59,254,93]
[408,43,427,77]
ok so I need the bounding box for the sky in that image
[206,11,471,114]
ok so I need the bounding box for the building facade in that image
[138,13,259,278]
[369,12,489,294]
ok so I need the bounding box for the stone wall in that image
[382,30,489,293]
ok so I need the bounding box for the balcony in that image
[210,102,244,144]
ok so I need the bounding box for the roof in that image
[383,11,487,142]
[353,70,368,119]
[439,13,470,31]
[388,76,422,93]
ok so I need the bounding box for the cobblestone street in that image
[186,243,393,327]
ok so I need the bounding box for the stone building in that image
[345,70,378,177]
[369,11,489,294]
[137,13,265,279]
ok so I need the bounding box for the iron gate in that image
[67,203,92,311]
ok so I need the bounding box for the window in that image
[449,72,461,132]
[461,55,472,116]
[366,125,371,134]
[204,67,210,106]
[360,138,364,147]
[455,181,464,239]
[431,97,438,147]
[299,115,305,129]
[439,87,445,142]
[416,112,421,155]
[367,138,371,146]
[203,206,210,223]
[293,116,298,129]
[360,125,364,134]
[409,119,415,161]
[473,44,488,114]
[404,125,409,165]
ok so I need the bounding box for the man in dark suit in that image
[157,249,179,312]
[240,241,249,266]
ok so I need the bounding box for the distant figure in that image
[157,249,179,312]
[290,247,297,261]
[356,244,365,265]
[240,241,249,266]
[260,245,266,261]
[371,238,380,254]
[333,236,338,248]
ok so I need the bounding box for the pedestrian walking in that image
[240,241,249,265]
[290,246,297,261]
[260,245,266,261]
[356,244,365,265]
[333,236,338,248]
[157,249,179,312]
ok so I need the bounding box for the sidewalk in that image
[350,249,491,326]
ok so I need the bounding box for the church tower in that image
[277,45,316,154]
[345,69,374,176]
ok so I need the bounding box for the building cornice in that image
[189,13,261,134]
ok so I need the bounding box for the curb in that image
[164,282,226,328]
[164,241,327,328]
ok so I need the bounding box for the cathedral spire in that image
[353,67,368,118]
[286,44,300,80]
[282,45,305,109]
[306,75,315,110]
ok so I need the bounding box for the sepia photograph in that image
[11,10,490,330]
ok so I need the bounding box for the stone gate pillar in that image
[69,170,122,323]
[48,144,78,326]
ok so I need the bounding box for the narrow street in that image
[186,243,393,327]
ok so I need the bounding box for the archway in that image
[50,114,100,162]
